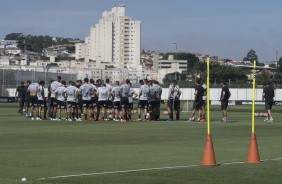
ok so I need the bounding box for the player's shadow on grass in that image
[211,119,239,123]
[225,120,239,123]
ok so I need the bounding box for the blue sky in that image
[1,0,282,61]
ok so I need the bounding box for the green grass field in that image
[0,103,282,184]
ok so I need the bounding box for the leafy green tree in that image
[209,63,248,85]
[56,39,71,45]
[257,70,273,85]
[187,53,203,72]
[243,49,258,64]
[273,72,282,85]
[277,57,282,73]
[4,33,23,40]
[55,56,75,62]
[162,72,195,87]
[17,35,54,53]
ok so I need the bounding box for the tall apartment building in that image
[75,43,87,60]
[83,4,141,69]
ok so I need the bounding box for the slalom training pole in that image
[202,57,217,166]
[247,60,260,163]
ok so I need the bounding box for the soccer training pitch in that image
[0,103,282,184]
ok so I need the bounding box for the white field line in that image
[36,157,282,181]
[36,165,198,180]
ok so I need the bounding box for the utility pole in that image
[172,42,177,80]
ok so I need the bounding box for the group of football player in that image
[15,76,164,122]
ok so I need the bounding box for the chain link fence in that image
[1,69,281,97]
[0,69,76,96]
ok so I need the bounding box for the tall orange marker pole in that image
[202,57,217,166]
[247,60,260,163]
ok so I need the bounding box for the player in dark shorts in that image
[166,80,182,121]
[137,79,150,121]
[27,81,40,120]
[65,81,79,121]
[200,80,207,122]
[153,80,162,120]
[97,83,110,121]
[105,78,113,111]
[37,81,46,120]
[24,80,31,117]
[148,80,158,120]
[220,81,231,123]
[263,81,274,122]
[47,80,54,119]
[111,81,122,121]
[89,79,98,120]
[120,79,131,122]
[75,80,83,121]
[187,78,204,122]
[127,83,138,121]
[15,81,25,114]
[49,76,62,120]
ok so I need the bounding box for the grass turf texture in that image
[0,103,281,184]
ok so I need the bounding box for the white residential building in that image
[4,48,21,55]
[75,43,87,60]
[158,55,187,71]
[81,4,141,69]
[1,40,17,46]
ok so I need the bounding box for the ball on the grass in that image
[21,178,27,182]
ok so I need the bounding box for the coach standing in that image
[15,81,25,114]
[220,81,231,123]
[263,81,274,122]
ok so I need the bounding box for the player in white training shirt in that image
[120,79,131,122]
[49,76,62,120]
[127,83,138,121]
[153,80,162,120]
[97,84,110,121]
[167,80,182,121]
[105,78,113,111]
[111,81,121,121]
[27,81,39,119]
[79,78,94,121]
[54,81,67,121]
[64,81,79,121]
[148,80,158,120]
[137,79,150,121]
[36,81,46,120]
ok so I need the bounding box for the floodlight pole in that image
[173,42,177,80]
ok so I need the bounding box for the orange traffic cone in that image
[247,133,260,163]
[202,133,217,166]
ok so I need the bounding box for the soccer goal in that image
[181,100,190,112]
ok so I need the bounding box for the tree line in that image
[162,51,281,88]
[4,33,75,54]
